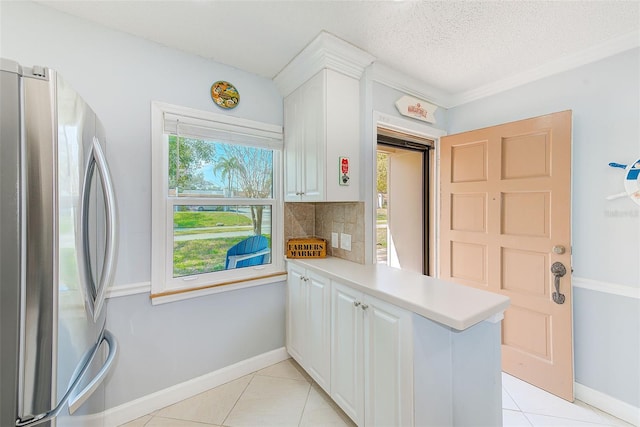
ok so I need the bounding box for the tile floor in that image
[121,359,634,427]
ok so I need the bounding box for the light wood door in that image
[440,110,573,401]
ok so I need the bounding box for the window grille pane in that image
[168,135,273,198]
[172,205,272,278]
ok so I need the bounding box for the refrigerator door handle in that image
[79,136,118,322]
[15,330,118,427]
[68,330,118,414]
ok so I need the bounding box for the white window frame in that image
[151,101,285,305]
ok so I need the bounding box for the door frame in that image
[367,111,446,273]
[377,137,429,274]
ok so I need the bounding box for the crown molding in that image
[367,61,454,108]
[450,29,640,107]
[274,29,639,109]
[274,31,375,97]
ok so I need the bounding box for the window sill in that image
[150,271,287,305]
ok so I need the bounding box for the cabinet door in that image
[300,71,325,201]
[364,296,413,427]
[325,69,360,201]
[306,271,331,392]
[284,89,302,201]
[286,263,306,363]
[331,281,364,426]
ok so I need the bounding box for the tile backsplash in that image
[284,202,365,264]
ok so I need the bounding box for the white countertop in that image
[287,257,510,331]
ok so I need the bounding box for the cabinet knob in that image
[361,304,369,310]
[354,301,361,307]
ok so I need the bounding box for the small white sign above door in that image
[395,95,437,124]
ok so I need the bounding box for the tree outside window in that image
[168,136,274,277]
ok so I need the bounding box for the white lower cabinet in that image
[330,281,364,424]
[330,281,413,427]
[286,260,505,427]
[286,263,331,392]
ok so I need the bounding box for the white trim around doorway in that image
[371,111,447,277]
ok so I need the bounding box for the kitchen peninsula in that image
[286,256,510,427]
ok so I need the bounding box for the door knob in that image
[550,262,566,304]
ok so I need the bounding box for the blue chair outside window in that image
[225,235,271,269]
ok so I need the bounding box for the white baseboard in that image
[103,347,289,427]
[575,382,640,426]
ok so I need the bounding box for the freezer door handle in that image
[68,329,118,414]
[79,136,118,322]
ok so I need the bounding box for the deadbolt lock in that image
[553,245,566,255]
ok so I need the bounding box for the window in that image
[151,102,284,303]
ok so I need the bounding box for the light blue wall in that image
[104,284,285,408]
[0,1,286,408]
[372,81,448,130]
[448,48,640,407]
[573,288,640,406]
[448,49,640,288]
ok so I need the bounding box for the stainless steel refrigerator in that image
[1,59,118,427]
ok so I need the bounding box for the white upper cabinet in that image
[284,68,360,202]
[276,32,374,202]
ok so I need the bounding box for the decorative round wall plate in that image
[211,81,240,109]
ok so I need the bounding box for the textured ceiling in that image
[38,1,640,95]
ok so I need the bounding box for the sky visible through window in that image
[168,136,274,277]
[168,135,273,198]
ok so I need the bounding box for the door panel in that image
[501,132,550,179]
[301,71,324,200]
[503,307,551,360]
[450,241,488,286]
[286,264,306,363]
[451,193,487,232]
[364,296,413,427]
[440,110,573,401]
[306,272,330,392]
[501,192,550,236]
[451,140,488,183]
[330,282,363,425]
[501,248,549,295]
